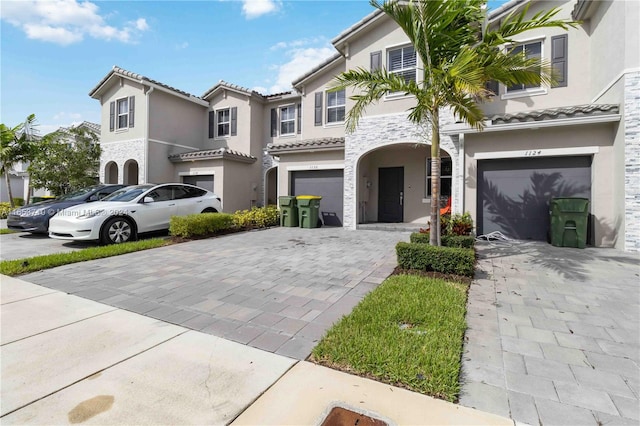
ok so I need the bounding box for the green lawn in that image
[0,229,18,235]
[0,238,169,276]
[311,274,468,402]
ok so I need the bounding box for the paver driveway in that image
[460,241,640,425]
[22,227,405,359]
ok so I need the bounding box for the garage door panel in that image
[182,175,214,193]
[478,157,591,241]
[291,170,343,227]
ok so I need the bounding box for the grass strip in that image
[0,229,18,235]
[0,238,169,276]
[311,274,468,402]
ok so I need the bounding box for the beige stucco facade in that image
[89,1,639,250]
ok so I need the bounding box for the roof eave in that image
[442,113,621,135]
[330,8,384,51]
[292,54,344,89]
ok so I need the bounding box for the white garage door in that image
[182,175,214,193]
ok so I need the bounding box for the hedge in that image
[410,232,475,249]
[169,213,235,238]
[396,242,475,277]
[234,205,279,229]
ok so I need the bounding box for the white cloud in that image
[252,86,268,94]
[53,112,83,121]
[267,45,336,94]
[269,37,325,51]
[175,41,189,50]
[242,0,280,19]
[0,0,150,45]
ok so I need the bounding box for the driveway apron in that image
[460,241,639,425]
[22,227,405,360]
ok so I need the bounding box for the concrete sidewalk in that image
[1,275,512,425]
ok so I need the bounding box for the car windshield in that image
[102,185,154,202]
[58,185,102,201]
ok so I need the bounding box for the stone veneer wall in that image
[625,71,640,252]
[261,149,278,207]
[343,110,458,229]
[99,139,146,185]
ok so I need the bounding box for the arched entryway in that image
[264,166,278,206]
[355,143,453,225]
[124,159,139,185]
[105,161,118,184]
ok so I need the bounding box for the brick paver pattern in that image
[22,227,403,360]
[459,241,640,425]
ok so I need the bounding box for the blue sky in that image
[1,0,508,134]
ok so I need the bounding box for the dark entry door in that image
[378,167,404,222]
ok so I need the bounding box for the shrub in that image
[447,212,474,236]
[233,205,279,230]
[13,197,25,207]
[169,213,234,238]
[396,242,475,276]
[0,202,14,219]
[410,232,475,248]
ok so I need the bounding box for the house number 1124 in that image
[524,150,542,156]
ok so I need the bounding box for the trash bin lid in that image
[551,197,589,213]
[296,195,322,200]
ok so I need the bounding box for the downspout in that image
[458,133,465,215]
[144,86,154,183]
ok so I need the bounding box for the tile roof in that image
[89,65,205,103]
[267,137,345,154]
[489,104,619,125]
[201,80,293,100]
[331,8,384,46]
[168,148,257,163]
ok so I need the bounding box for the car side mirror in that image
[143,196,154,203]
[88,195,99,202]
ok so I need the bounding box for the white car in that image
[49,183,222,244]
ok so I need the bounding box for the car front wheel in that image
[101,217,136,245]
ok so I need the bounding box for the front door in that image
[378,167,404,222]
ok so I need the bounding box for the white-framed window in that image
[217,108,230,137]
[117,98,128,129]
[426,157,452,198]
[506,41,542,93]
[280,105,295,135]
[388,45,417,84]
[326,90,346,123]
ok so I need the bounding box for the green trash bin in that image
[550,197,589,248]
[296,195,322,228]
[279,196,298,227]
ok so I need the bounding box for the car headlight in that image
[75,209,104,220]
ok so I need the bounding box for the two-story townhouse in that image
[265,0,638,251]
[89,0,638,251]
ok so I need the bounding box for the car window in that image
[60,185,101,201]
[103,185,154,202]
[147,187,173,202]
[96,186,121,199]
[184,186,207,198]
[172,186,192,200]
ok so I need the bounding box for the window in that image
[388,45,417,84]
[117,98,128,129]
[426,157,452,198]
[326,90,346,123]
[506,41,542,92]
[280,105,295,135]
[217,108,230,137]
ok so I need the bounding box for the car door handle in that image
[169,203,175,206]
[196,200,203,203]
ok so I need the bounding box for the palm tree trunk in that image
[4,168,14,208]
[430,111,441,246]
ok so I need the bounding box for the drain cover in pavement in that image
[320,407,387,426]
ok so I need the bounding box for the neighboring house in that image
[90,0,639,251]
[0,121,101,203]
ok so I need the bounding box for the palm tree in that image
[332,0,577,245]
[0,114,38,207]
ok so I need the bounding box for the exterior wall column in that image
[624,71,640,251]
